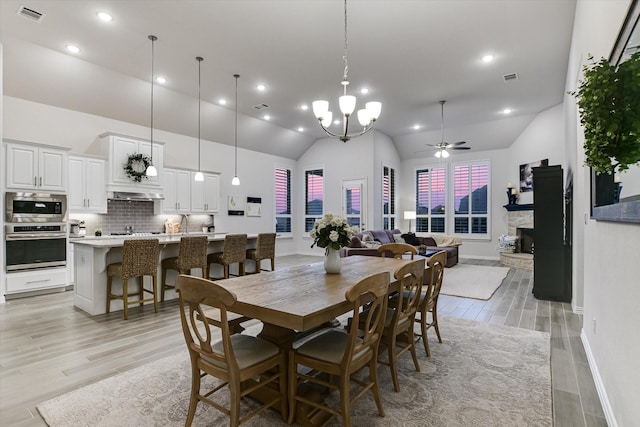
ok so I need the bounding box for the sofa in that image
[339,229,460,267]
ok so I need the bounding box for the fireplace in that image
[517,228,534,254]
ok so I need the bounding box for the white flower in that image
[329,230,339,242]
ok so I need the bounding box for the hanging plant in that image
[124,153,152,182]
[569,52,640,174]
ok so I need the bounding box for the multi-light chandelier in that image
[312,0,381,142]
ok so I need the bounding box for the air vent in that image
[17,5,45,22]
[503,73,519,82]
[252,103,269,110]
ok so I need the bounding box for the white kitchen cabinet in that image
[163,168,191,213]
[191,172,220,213]
[99,133,164,189]
[5,268,68,294]
[68,242,75,285]
[68,155,107,213]
[6,142,67,192]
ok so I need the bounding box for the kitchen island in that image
[71,233,258,315]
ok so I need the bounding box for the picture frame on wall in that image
[520,159,549,192]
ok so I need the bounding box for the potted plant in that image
[94,228,102,236]
[569,52,640,175]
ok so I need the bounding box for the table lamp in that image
[404,211,417,233]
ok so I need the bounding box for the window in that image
[382,166,396,230]
[304,168,324,232]
[415,167,446,233]
[453,162,489,235]
[275,167,291,233]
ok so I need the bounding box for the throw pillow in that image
[349,236,363,248]
[362,232,373,242]
[401,232,421,246]
[393,234,406,243]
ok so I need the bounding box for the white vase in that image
[324,247,342,274]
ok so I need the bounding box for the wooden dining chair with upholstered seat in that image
[245,232,276,274]
[160,235,208,302]
[414,250,447,356]
[175,274,287,426]
[288,271,390,427]
[377,242,418,259]
[106,238,160,320]
[207,234,247,279]
[359,258,425,392]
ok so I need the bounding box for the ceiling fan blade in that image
[451,146,471,150]
[447,141,467,146]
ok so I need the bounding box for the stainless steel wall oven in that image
[5,224,67,271]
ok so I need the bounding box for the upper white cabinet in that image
[191,172,220,213]
[6,142,67,192]
[163,168,191,213]
[99,133,164,190]
[68,155,107,213]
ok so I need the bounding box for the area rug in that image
[37,317,551,426]
[440,263,510,300]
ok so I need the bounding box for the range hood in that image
[108,191,164,201]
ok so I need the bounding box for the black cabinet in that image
[532,165,571,302]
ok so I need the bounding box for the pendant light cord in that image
[148,35,157,163]
[197,57,203,172]
[234,74,239,178]
[342,0,349,86]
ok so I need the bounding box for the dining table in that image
[214,254,426,425]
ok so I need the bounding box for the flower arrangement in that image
[124,153,152,183]
[310,213,358,253]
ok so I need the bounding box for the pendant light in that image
[231,74,240,186]
[145,35,158,177]
[194,56,204,182]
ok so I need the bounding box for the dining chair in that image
[175,274,287,427]
[360,258,425,392]
[414,250,447,356]
[160,235,208,301]
[106,239,160,320]
[207,234,247,279]
[288,271,390,427]
[377,242,418,259]
[245,232,276,273]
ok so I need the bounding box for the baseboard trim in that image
[572,304,584,315]
[580,329,618,427]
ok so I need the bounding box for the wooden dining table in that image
[214,255,423,425]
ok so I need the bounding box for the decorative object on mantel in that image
[124,153,152,182]
[145,35,158,177]
[311,0,381,142]
[519,159,548,193]
[310,212,358,273]
[569,52,640,174]
[506,182,519,205]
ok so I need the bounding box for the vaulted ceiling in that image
[1,0,577,160]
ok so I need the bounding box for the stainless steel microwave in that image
[5,192,67,223]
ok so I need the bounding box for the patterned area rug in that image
[441,264,511,300]
[37,317,551,426]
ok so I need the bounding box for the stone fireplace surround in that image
[501,209,534,270]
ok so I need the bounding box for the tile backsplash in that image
[70,200,214,236]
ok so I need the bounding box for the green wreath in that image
[124,153,152,182]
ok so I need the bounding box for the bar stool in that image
[207,234,247,279]
[106,239,160,320]
[246,232,276,274]
[160,235,208,302]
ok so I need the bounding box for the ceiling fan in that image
[417,100,471,158]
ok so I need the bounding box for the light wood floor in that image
[0,255,606,426]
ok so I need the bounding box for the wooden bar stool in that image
[246,232,276,273]
[207,234,247,279]
[106,239,160,320]
[160,235,208,302]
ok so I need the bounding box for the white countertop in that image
[70,232,249,248]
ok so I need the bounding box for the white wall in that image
[2,96,299,256]
[565,1,639,425]
[373,131,401,230]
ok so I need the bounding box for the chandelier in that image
[312,0,381,142]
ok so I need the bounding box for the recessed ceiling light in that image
[298,127,304,132]
[503,108,512,114]
[263,114,270,120]
[97,12,113,22]
[219,98,227,105]
[333,119,341,125]
[360,88,369,94]
[482,54,495,63]
[257,84,266,91]
[156,76,166,84]
[300,104,308,110]
[413,124,421,130]
[66,44,80,54]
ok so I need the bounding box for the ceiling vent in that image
[503,72,519,82]
[252,103,269,110]
[17,5,45,22]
